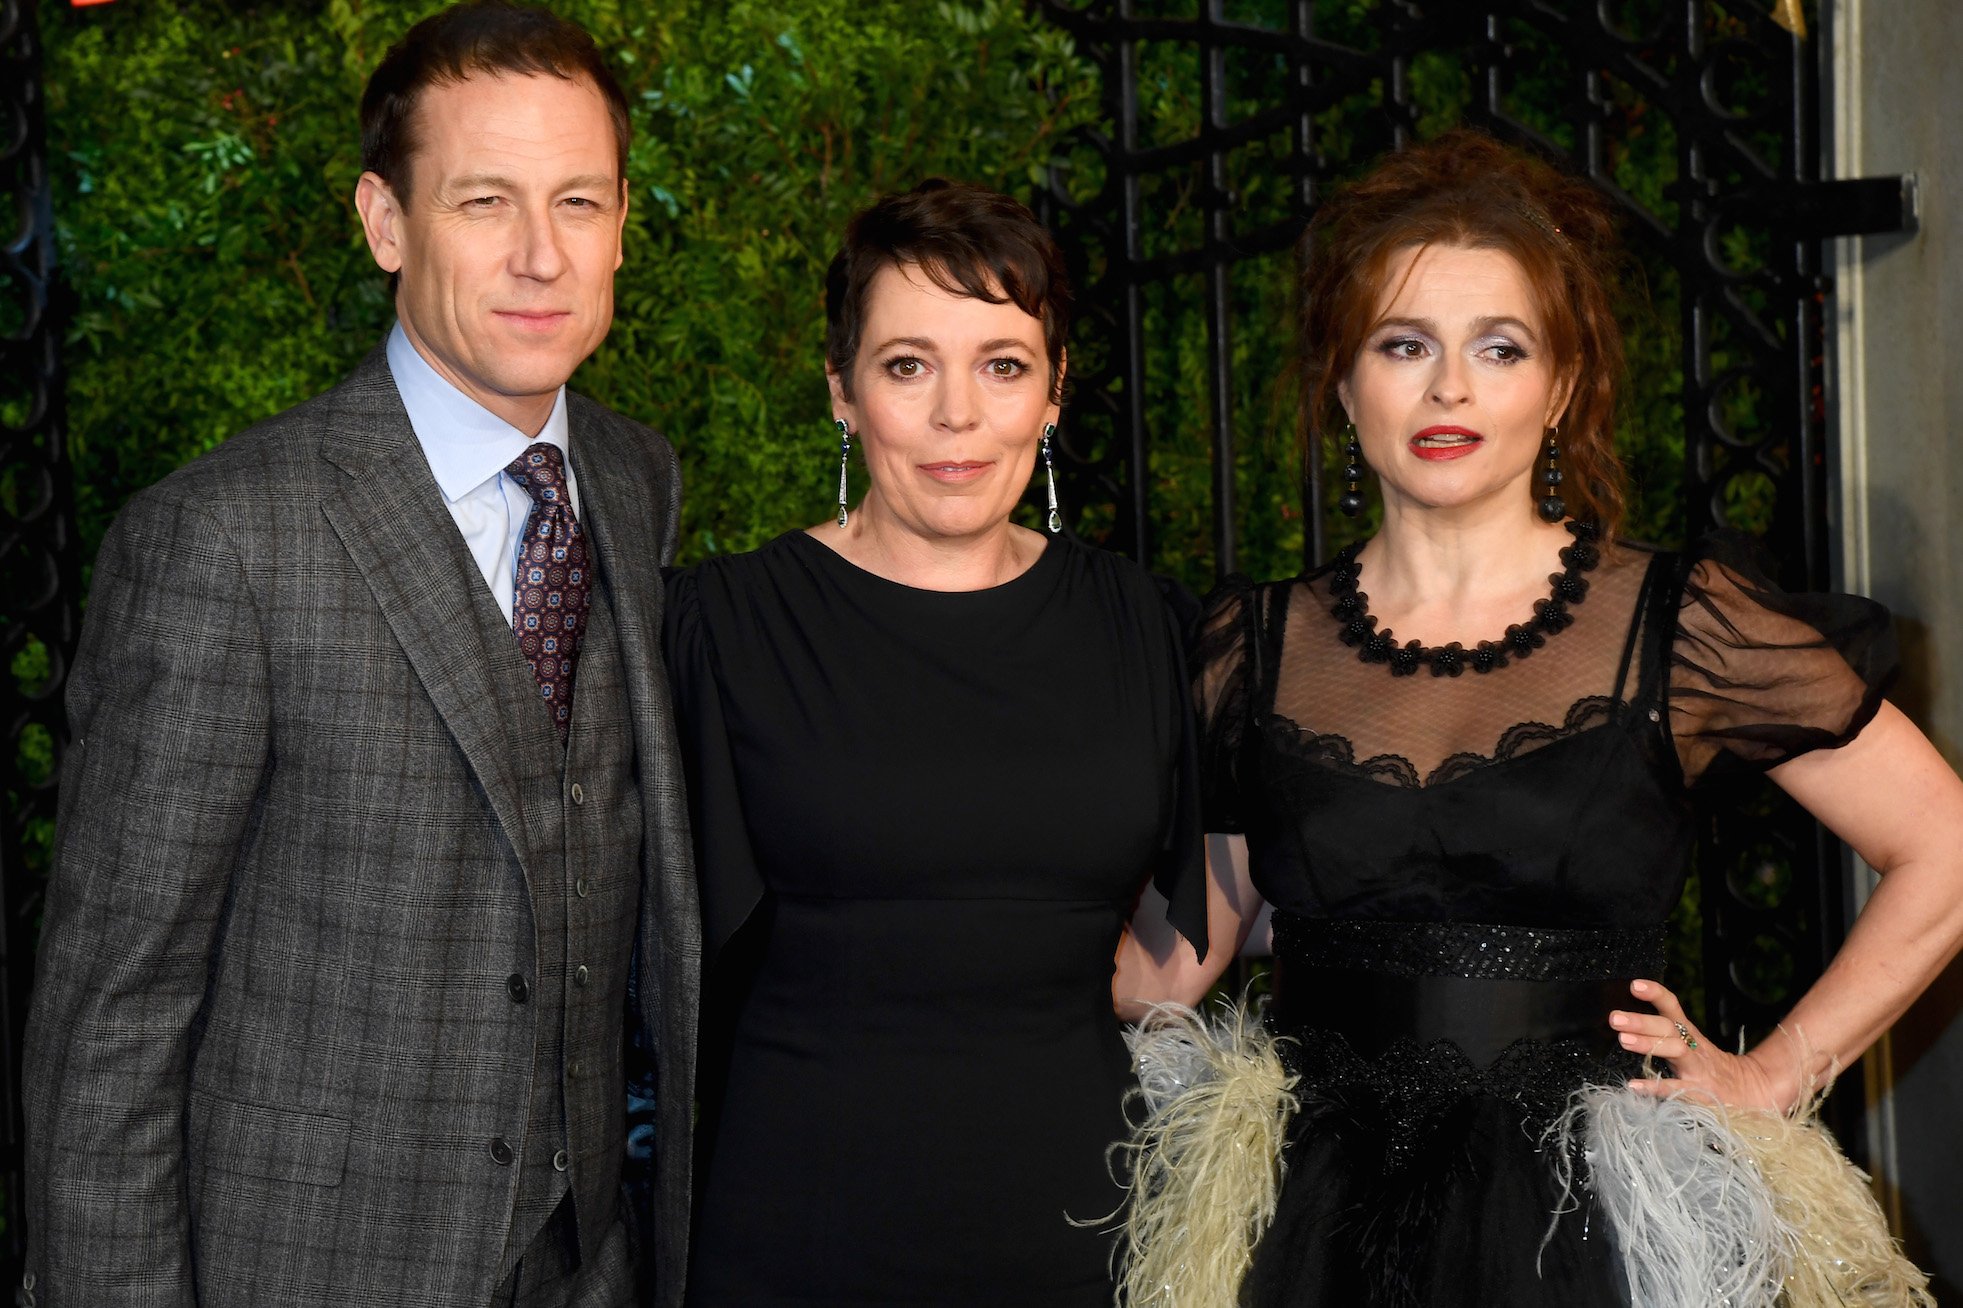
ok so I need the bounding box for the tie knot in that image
[505,442,568,505]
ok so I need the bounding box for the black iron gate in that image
[2,0,80,1276]
[1031,0,1910,1082]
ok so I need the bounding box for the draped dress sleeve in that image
[1193,575,1264,835]
[661,565,765,964]
[1151,573,1212,959]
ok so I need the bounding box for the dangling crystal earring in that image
[834,418,852,527]
[1041,422,1062,533]
[1337,425,1365,518]
[1538,429,1567,523]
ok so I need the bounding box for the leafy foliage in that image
[43,0,1098,561]
[37,0,1775,1038]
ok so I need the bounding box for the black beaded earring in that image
[834,418,851,528]
[1338,425,1365,518]
[1040,422,1062,533]
[1537,429,1566,523]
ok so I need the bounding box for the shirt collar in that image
[386,322,571,504]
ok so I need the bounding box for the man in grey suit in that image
[19,4,698,1305]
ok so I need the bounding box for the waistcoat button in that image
[575,964,590,987]
[570,782,585,805]
[575,876,590,898]
[553,1149,570,1172]
[507,973,529,1004]
[489,1136,514,1166]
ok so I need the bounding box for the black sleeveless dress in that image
[666,530,1206,1308]
[1196,526,1894,1307]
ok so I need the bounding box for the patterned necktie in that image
[505,442,590,745]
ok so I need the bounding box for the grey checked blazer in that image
[20,348,701,1308]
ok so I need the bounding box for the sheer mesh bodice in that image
[1196,531,1893,929]
[1264,532,1653,790]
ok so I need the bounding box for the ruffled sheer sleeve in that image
[1668,531,1897,785]
[662,565,765,963]
[1193,576,1262,833]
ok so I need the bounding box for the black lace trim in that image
[1269,693,1621,789]
[1272,1026,1636,1173]
[1270,915,1666,981]
[1328,520,1602,677]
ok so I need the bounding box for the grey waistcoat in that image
[498,574,645,1280]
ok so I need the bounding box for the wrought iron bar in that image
[1200,1,1237,576]
[2,0,79,1279]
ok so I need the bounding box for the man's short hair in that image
[360,0,632,206]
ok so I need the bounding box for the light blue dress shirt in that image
[386,323,580,618]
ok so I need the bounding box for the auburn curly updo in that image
[1298,129,1630,537]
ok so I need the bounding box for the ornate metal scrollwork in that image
[1031,0,1910,1122]
[2,0,80,1274]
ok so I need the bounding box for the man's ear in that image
[614,182,630,271]
[355,171,406,275]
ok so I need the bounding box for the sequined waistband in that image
[1270,913,1666,983]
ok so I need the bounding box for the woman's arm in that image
[1614,702,1963,1110]
[1113,834,1266,1021]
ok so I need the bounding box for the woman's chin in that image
[1384,480,1540,519]
[903,501,1021,542]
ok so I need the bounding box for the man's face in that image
[356,72,627,434]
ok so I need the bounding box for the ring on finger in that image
[1672,1020,1699,1051]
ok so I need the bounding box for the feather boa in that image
[1112,999,1299,1308]
[1549,1073,1933,1307]
[1115,1009,1932,1308]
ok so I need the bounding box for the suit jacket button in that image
[575,876,590,898]
[489,1136,514,1166]
[568,1059,583,1079]
[507,973,530,1004]
[553,1149,570,1172]
[570,782,585,805]
[575,964,590,987]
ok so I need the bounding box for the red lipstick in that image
[1409,425,1484,461]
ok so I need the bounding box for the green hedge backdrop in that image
[32,0,1741,1000]
[44,0,1740,580]
[45,0,1099,566]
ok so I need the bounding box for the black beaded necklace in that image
[1327,520,1602,677]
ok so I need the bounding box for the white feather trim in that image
[1549,1072,1934,1307]
[1112,999,1299,1308]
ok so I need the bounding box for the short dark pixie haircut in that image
[825,179,1072,402]
[360,0,632,206]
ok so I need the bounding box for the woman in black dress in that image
[1117,132,1963,1306]
[666,180,1207,1307]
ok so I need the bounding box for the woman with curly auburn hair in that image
[1109,130,1960,1306]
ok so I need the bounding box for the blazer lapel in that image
[316,352,543,882]
[566,416,661,678]
[563,397,703,1284]
[566,399,702,942]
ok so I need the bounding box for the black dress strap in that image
[1629,547,1692,767]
